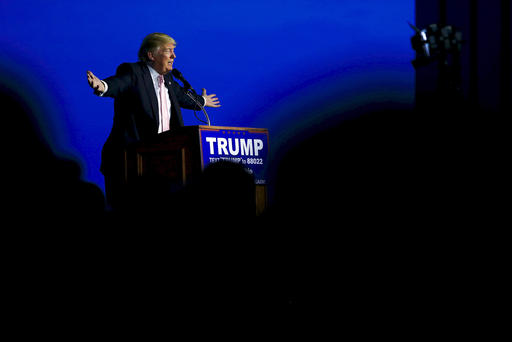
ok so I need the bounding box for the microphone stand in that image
[185,89,211,126]
[172,68,211,126]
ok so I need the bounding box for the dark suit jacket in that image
[100,62,205,175]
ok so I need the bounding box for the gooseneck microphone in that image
[171,68,193,91]
[171,68,211,126]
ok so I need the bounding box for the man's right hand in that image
[87,70,105,93]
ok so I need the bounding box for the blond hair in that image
[138,33,176,63]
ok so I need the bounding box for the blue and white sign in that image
[199,127,269,184]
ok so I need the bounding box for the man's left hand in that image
[202,88,221,108]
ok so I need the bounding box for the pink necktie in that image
[158,75,170,133]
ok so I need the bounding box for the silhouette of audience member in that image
[156,160,275,307]
[267,105,487,315]
[194,160,256,219]
[1,83,106,223]
[0,80,153,333]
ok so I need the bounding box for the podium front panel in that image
[198,126,269,185]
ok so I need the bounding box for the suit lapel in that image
[165,74,182,128]
[164,74,177,106]
[140,64,159,123]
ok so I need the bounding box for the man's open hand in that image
[202,88,221,108]
[87,70,105,93]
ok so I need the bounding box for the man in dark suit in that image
[87,32,220,209]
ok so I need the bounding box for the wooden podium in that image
[121,126,269,215]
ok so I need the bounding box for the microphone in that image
[171,68,211,126]
[171,68,193,91]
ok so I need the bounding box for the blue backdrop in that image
[0,1,414,193]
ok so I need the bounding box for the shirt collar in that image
[146,64,161,81]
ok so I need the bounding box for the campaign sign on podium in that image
[199,126,269,185]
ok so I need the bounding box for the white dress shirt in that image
[147,65,172,133]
